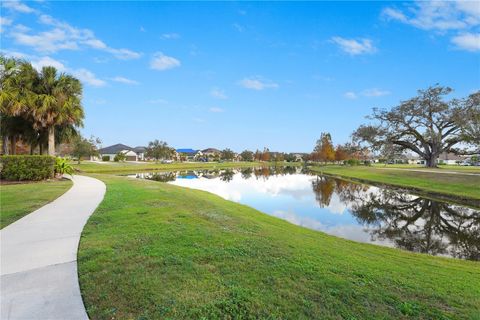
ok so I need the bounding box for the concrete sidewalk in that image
[1,175,106,320]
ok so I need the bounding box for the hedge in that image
[102,155,110,161]
[0,155,56,181]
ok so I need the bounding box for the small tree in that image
[313,132,335,163]
[146,139,172,162]
[221,148,235,161]
[240,150,254,162]
[71,135,101,164]
[334,145,348,163]
[114,152,126,162]
[261,148,270,161]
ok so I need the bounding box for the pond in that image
[129,167,480,261]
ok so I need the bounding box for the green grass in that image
[72,161,299,173]
[0,179,73,229]
[78,174,480,319]
[371,163,480,173]
[310,165,480,201]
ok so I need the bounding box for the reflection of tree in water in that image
[241,167,253,179]
[311,176,335,207]
[254,167,271,180]
[219,169,235,182]
[146,172,176,182]
[310,175,480,260]
[344,186,479,260]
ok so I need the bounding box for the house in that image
[133,146,147,161]
[201,148,221,161]
[97,143,146,161]
[176,148,202,162]
[437,152,466,165]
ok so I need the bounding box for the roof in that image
[438,152,465,161]
[98,143,132,154]
[201,148,220,153]
[176,148,198,154]
[133,146,147,153]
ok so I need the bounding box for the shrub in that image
[0,155,56,181]
[114,152,126,162]
[344,158,361,166]
[55,157,75,176]
[102,155,110,161]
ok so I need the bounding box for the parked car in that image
[161,159,174,164]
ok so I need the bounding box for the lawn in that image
[72,161,299,173]
[371,163,480,174]
[78,174,480,319]
[310,165,480,202]
[0,179,73,229]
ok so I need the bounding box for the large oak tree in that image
[353,86,479,167]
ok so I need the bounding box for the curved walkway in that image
[1,175,106,320]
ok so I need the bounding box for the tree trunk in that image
[426,153,438,168]
[10,136,16,155]
[2,136,8,155]
[48,126,55,156]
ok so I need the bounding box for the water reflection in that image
[130,168,480,260]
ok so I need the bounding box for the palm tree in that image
[0,56,37,154]
[34,66,84,155]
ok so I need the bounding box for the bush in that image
[344,158,361,166]
[0,155,56,181]
[55,157,75,176]
[102,155,110,161]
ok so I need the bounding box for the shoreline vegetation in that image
[309,165,480,207]
[78,174,480,319]
[0,178,73,228]
[72,160,303,173]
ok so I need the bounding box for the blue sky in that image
[1,1,479,152]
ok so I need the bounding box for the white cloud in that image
[239,77,279,90]
[6,12,141,59]
[2,1,36,13]
[344,91,358,99]
[150,52,181,71]
[362,88,390,97]
[1,50,106,88]
[209,107,224,113]
[0,17,13,33]
[160,33,180,40]
[382,1,480,52]
[331,37,377,55]
[71,68,106,87]
[110,76,139,85]
[451,32,480,51]
[210,87,227,99]
[31,56,66,71]
[382,1,480,31]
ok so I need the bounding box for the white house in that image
[437,152,465,165]
[97,143,146,161]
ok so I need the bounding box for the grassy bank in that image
[0,179,73,229]
[72,161,299,174]
[371,163,480,174]
[310,165,480,202]
[78,174,479,319]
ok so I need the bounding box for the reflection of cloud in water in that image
[171,173,316,202]
[272,210,393,246]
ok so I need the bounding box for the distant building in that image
[201,148,221,161]
[437,152,466,165]
[176,148,202,161]
[97,143,146,161]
